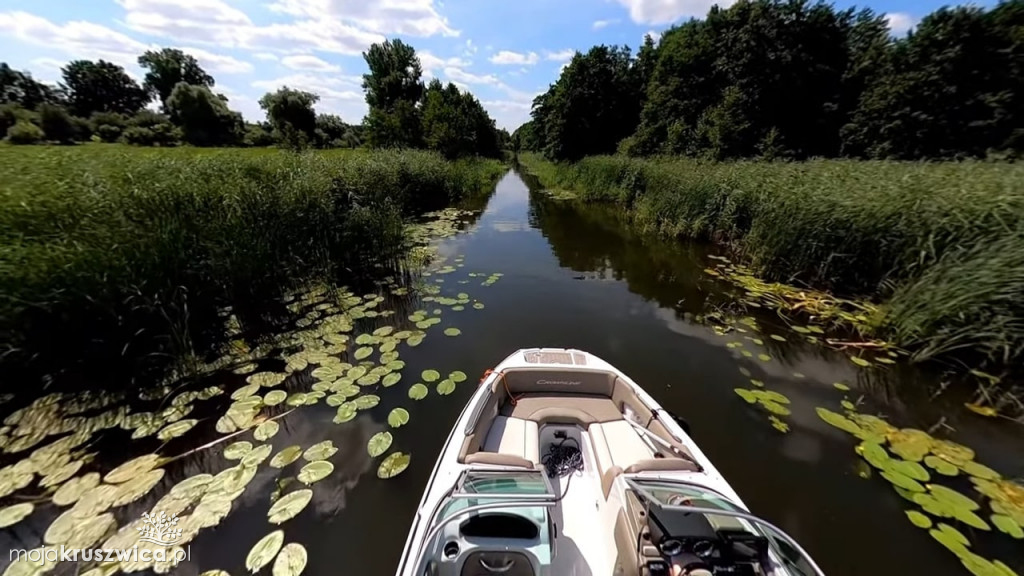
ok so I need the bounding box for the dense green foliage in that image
[361,39,503,158]
[60,60,148,118]
[139,48,216,108]
[0,146,504,388]
[520,153,1024,365]
[259,88,319,149]
[522,0,1024,160]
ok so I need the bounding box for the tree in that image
[314,113,348,148]
[420,79,502,159]
[38,103,76,144]
[532,45,640,161]
[138,49,215,108]
[90,112,128,143]
[362,39,424,148]
[1,63,62,109]
[165,82,243,146]
[259,87,319,149]
[61,60,147,117]
[6,120,44,144]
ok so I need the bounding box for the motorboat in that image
[396,348,826,576]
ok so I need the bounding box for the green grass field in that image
[0,145,504,390]
[519,153,1024,369]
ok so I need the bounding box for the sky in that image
[0,0,949,132]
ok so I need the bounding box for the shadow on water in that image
[2,168,1022,576]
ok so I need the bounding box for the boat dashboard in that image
[643,502,772,576]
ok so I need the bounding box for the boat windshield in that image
[628,479,826,576]
[436,468,556,523]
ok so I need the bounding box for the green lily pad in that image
[850,356,871,367]
[881,470,925,492]
[297,461,334,485]
[992,514,1023,539]
[264,390,287,406]
[303,440,338,462]
[0,502,34,528]
[268,489,313,524]
[353,395,380,410]
[409,384,429,400]
[906,509,933,529]
[407,335,425,347]
[890,460,930,482]
[734,389,758,404]
[270,446,303,468]
[769,335,786,342]
[373,326,394,337]
[333,403,357,424]
[246,530,285,574]
[449,371,467,383]
[368,432,393,457]
[924,456,960,476]
[52,472,100,506]
[105,453,161,484]
[157,419,197,441]
[388,408,410,428]
[354,347,374,360]
[232,383,261,401]
[382,373,402,387]
[224,441,253,460]
[378,452,411,479]
[437,379,456,395]
[929,523,970,557]
[248,372,287,388]
[816,407,863,436]
[355,334,376,345]
[833,382,850,391]
[961,461,1000,481]
[444,328,462,337]
[272,543,308,576]
[242,444,273,468]
[422,370,440,382]
[858,442,890,470]
[888,429,932,462]
[111,468,165,507]
[357,373,381,386]
[757,354,771,362]
[347,365,368,380]
[930,484,980,511]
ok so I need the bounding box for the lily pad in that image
[409,384,429,400]
[53,472,101,506]
[906,510,933,529]
[929,523,970,557]
[303,440,338,462]
[353,395,380,410]
[961,461,1000,481]
[272,543,308,576]
[0,502,34,528]
[449,371,467,383]
[816,408,863,436]
[224,441,253,460]
[422,369,440,382]
[368,432,393,457]
[111,468,165,507]
[248,372,287,388]
[930,484,980,511]
[382,373,402,387]
[407,335,425,347]
[887,429,932,462]
[437,379,456,395]
[347,365,368,380]
[242,444,273,467]
[388,408,410,428]
[270,446,303,468]
[880,470,925,492]
[890,460,930,482]
[757,354,771,362]
[333,403,357,424]
[264,390,287,406]
[924,455,959,476]
[105,453,161,484]
[255,421,280,441]
[354,347,374,360]
[232,384,261,401]
[357,373,381,386]
[246,530,285,573]
[297,461,334,485]
[833,382,851,391]
[444,328,462,337]
[268,489,313,524]
[992,514,1023,539]
[378,452,411,479]
[734,389,758,404]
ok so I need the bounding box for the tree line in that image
[1,40,507,157]
[516,0,1024,161]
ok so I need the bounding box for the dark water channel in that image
[2,168,1022,576]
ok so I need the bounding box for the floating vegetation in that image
[268,489,313,524]
[303,441,337,462]
[378,452,412,479]
[388,408,411,428]
[815,394,1024,573]
[436,379,457,396]
[297,461,334,485]
[368,432,393,457]
[408,384,429,400]
[273,543,308,576]
[246,530,285,573]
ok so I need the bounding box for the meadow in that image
[518,153,1024,369]
[0,145,504,391]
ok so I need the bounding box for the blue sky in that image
[0,0,949,131]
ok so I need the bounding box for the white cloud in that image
[592,19,619,29]
[254,52,278,61]
[419,51,470,78]
[28,57,65,80]
[0,11,150,68]
[615,0,732,24]
[280,54,341,72]
[489,50,539,66]
[444,67,499,86]
[181,47,253,74]
[885,12,917,35]
[267,0,457,37]
[482,99,531,131]
[544,49,576,62]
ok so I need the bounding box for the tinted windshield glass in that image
[632,479,742,511]
[459,470,551,495]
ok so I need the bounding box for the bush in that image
[121,123,181,146]
[96,124,124,143]
[90,112,126,142]
[6,120,44,144]
[38,104,77,144]
[0,103,35,136]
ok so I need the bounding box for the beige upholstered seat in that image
[483,416,540,463]
[501,394,622,426]
[589,420,655,472]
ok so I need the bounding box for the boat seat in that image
[500,394,622,426]
[624,458,700,473]
[463,452,535,469]
[483,416,540,463]
[589,420,655,492]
